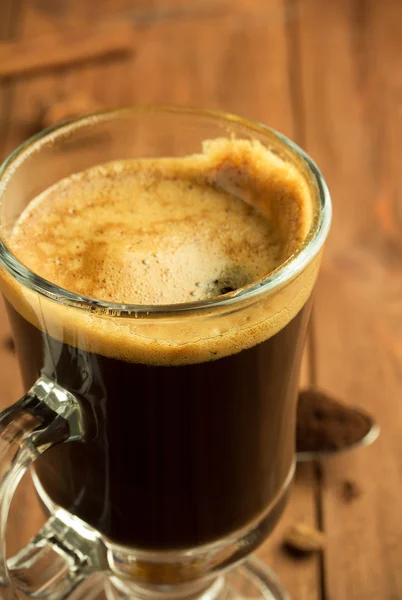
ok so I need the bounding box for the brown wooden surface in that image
[0,0,401,598]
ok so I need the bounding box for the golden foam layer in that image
[1,138,319,365]
[10,138,312,305]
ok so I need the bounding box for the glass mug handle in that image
[0,375,105,599]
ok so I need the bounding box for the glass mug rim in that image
[0,104,332,318]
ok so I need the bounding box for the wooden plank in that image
[0,22,134,78]
[258,341,321,600]
[1,0,296,156]
[298,0,402,598]
[28,0,291,27]
[1,1,320,596]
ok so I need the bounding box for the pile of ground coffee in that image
[296,388,372,453]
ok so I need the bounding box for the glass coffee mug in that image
[0,107,331,600]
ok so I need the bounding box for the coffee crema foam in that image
[2,138,320,365]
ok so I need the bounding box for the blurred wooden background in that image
[1,1,402,598]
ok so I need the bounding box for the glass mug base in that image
[25,470,293,599]
[68,559,290,600]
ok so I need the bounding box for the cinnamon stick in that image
[0,22,134,79]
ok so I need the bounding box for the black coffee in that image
[7,300,311,549]
[3,138,317,550]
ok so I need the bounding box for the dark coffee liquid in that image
[7,300,311,550]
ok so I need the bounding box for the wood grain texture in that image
[0,21,134,78]
[28,0,292,27]
[258,343,321,600]
[0,0,41,562]
[298,0,402,598]
[0,0,323,596]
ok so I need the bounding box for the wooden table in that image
[0,1,401,598]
